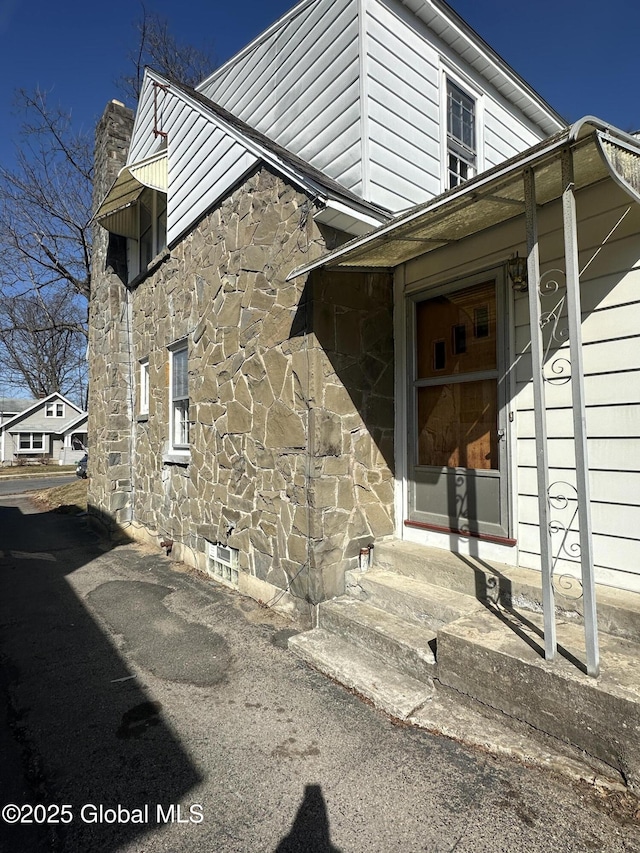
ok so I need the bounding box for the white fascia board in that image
[403,0,566,134]
[314,198,388,235]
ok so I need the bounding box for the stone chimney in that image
[87,100,135,535]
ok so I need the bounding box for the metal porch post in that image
[561,147,600,677]
[524,168,556,661]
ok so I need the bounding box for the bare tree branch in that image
[117,4,216,104]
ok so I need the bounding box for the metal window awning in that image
[287,118,640,280]
[94,151,168,239]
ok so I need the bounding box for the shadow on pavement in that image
[0,500,202,852]
[275,784,342,853]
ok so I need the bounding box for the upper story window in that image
[170,342,189,452]
[129,188,167,281]
[45,402,64,417]
[446,80,476,189]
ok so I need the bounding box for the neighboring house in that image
[90,0,563,600]
[0,393,87,465]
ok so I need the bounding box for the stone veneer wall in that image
[305,270,395,602]
[89,104,395,613]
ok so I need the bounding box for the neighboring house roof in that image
[288,117,640,278]
[0,398,35,416]
[0,392,85,433]
[61,412,89,434]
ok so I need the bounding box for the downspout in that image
[124,284,136,527]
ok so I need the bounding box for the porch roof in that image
[287,118,640,280]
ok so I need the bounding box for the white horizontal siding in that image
[167,106,259,242]
[517,468,640,508]
[518,494,640,541]
[517,523,640,579]
[511,183,640,586]
[517,438,640,473]
[516,405,640,440]
[199,0,362,194]
[514,371,640,409]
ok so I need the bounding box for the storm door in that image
[408,279,510,540]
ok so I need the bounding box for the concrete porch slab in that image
[437,605,640,792]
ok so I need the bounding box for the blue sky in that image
[1,0,639,168]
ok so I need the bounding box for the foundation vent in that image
[207,541,239,588]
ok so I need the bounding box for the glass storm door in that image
[408,279,509,540]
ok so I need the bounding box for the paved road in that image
[0,493,638,852]
[0,475,76,496]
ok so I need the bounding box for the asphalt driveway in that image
[0,494,638,852]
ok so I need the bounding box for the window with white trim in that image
[139,358,150,415]
[45,401,64,417]
[446,79,476,189]
[19,433,44,451]
[170,343,189,451]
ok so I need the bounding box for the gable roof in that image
[169,76,392,230]
[287,117,640,278]
[0,398,35,416]
[0,392,85,432]
[61,411,89,434]
[95,70,391,245]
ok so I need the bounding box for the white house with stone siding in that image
[92,0,564,599]
[89,0,640,783]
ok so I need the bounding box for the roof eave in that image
[286,118,640,280]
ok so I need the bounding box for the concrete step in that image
[288,628,434,721]
[437,605,640,792]
[373,539,640,645]
[318,597,437,683]
[347,568,483,628]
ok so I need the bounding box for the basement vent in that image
[207,541,239,588]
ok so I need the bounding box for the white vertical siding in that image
[198,0,363,197]
[194,0,555,212]
[364,0,549,210]
[127,81,260,245]
[365,0,441,209]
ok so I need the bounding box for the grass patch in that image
[0,464,75,476]
[34,479,88,515]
